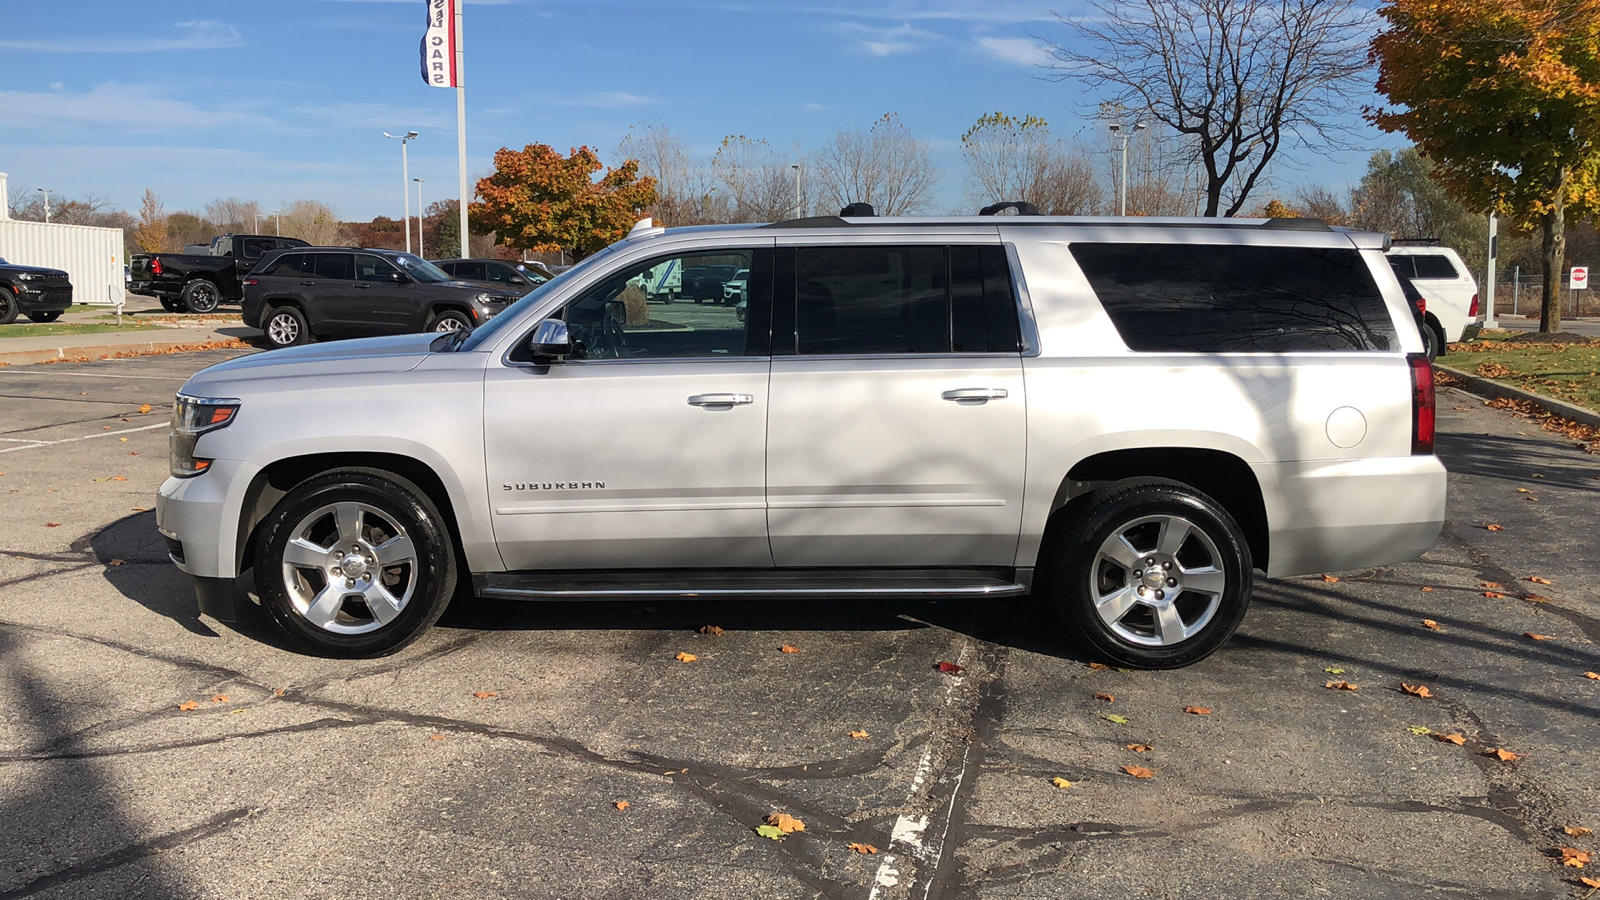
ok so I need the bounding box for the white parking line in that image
[0,423,162,454]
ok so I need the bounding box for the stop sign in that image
[1572,266,1589,290]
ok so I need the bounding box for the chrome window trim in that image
[1004,242,1042,358]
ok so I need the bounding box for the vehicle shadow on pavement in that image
[1436,428,1600,494]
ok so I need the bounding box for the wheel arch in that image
[1423,311,1447,355]
[425,302,475,328]
[1043,447,1270,573]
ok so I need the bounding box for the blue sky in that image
[0,0,1407,221]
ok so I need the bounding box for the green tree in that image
[1350,148,1486,268]
[470,144,657,261]
[1371,0,1600,332]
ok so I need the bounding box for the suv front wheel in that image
[1047,480,1252,669]
[254,469,457,657]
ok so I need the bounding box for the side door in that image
[308,252,359,334]
[766,242,1028,567]
[483,242,777,570]
[352,253,415,335]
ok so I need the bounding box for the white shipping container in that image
[0,219,126,306]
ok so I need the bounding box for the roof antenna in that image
[839,202,876,217]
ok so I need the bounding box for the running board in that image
[474,568,1032,600]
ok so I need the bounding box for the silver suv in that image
[157,213,1446,668]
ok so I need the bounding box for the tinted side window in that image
[950,246,1021,353]
[315,253,354,281]
[1409,254,1461,279]
[1072,243,1398,352]
[457,261,488,281]
[1387,257,1416,279]
[264,253,312,276]
[241,238,275,261]
[796,246,947,354]
[354,254,397,283]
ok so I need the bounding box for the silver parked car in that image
[157,212,1445,667]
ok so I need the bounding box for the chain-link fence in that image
[1488,274,1597,318]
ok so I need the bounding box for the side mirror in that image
[528,319,571,360]
[389,271,408,284]
[509,276,527,286]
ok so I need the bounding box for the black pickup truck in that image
[0,257,73,324]
[131,234,309,313]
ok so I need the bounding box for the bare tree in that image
[813,113,939,216]
[1043,0,1371,217]
[1293,184,1351,226]
[711,135,799,223]
[134,189,169,253]
[960,112,1105,215]
[278,200,346,246]
[204,197,262,234]
[618,123,719,226]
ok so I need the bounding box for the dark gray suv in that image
[242,248,521,348]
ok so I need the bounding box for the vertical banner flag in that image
[420,0,457,88]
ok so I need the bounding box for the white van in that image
[629,258,681,302]
[1386,245,1483,349]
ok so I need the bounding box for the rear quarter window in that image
[1408,254,1462,279]
[1071,243,1398,352]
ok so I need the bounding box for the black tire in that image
[262,306,310,348]
[181,279,222,314]
[160,297,182,313]
[0,290,17,325]
[1046,480,1253,669]
[1430,321,1447,358]
[426,309,473,333]
[26,310,62,323]
[254,469,457,657]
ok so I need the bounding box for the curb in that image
[1436,363,1600,430]
[0,331,253,367]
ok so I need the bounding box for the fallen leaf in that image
[108,559,125,567]
[94,477,111,483]
[1481,581,1504,589]
[1517,488,1532,493]
[848,842,879,854]
[1122,765,1154,779]
[1434,733,1467,745]
[44,522,60,528]
[780,644,800,653]
[1483,591,1505,599]
[1325,680,1359,691]
[674,652,697,663]
[228,709,245,715]
[130,452,138,456]
[1587,672,1600,680]
[1184,706,1212,715]
[1526,576,1552,585]
[755,824,785,840]
[764,812,806,833]
[1101,713,1129,725]
[1051,776,1074,789]
[1422,619,1441,631]
[1487,748,1519,761]
[429,734,445,741]
[178,701,199,711]
[1566,826,1594,837]
[848,729,869,740]
[1324,667,1346,675]
[1401,683,1433,698]
[209,694,228,703]
[1087,662,1109,670]
[273,689,285,697]
[614,801,629,811]
[1581,875,1600,888]
[1560,847,1591,868]
[1525,633,1552,641]
[937,661,964,675]
[1321,574,1340,583]
[119,437,128,442]
[102,425,111,431]
[698,624,724,636]
[138,403,153,414]
[1094,692,1115,703]
[1526,496,1540,502]
[1406,726,1432,735]
[1420,586,1435,592]
[1126,743,1153,752]
[1484,523,1504,531]
[473,690,499,699]
[113,476,126,482]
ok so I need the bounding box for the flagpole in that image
[454,0,469,259]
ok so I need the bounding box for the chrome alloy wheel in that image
[431,317,466,332]
[1089,514,1226,647]
[279,501,418,634]
[267,312,301,345]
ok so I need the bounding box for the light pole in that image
[36,188,53,223]
[413,178,426,258]
[270,208,282,236]
[792,163,803,218]
[1108,122,1146,216]
[252,212,259,232]
[383,130,419,253]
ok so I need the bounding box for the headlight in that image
[170,393,240,478]
[474,292,494,303]
[17,272,38,281]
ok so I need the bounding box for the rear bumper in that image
[1256,455,1447,577]
[1458,320,1484,343]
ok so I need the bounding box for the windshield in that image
[451,246,620,352]
[392,254,453,283]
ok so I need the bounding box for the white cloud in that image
[0,20,242,53]
[802,102,829,112]
[548,92,659,109]
[0,83,259,133]
[975,35,1052,68]
[837,21,944,56]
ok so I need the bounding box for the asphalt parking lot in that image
[1,350,1597,900]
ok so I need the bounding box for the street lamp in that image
[383,130,420,253]
[36,188,53,224]
[413,178,426,258]
[270,208,282,236]
[1108,122,1146,216]
[792,163,803,218]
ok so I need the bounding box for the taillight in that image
[1415,295,1425,315]
[242,278,259,286]
[1408,353,1435,455]
[150,257,163,275]
[1468,293,1480,317]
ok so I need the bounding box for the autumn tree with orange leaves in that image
[470,144,657,261]
[1371,0,1600,333]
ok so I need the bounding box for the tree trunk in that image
[1540,198,1565,334]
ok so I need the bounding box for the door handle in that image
[941,388,1008,401]
[354,283,370,289]
[687,393,754,407]
[297,281,316,286]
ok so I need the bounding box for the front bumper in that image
[156,458,261,621]
[13,284,72,313]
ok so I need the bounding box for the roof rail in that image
[979,201,1040,216]
[762,216,850,229]
[1391,236,1441,245]
[839,202,876,217]
[1263,217,1332,232]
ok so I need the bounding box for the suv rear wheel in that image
[255,469,457,657]
[263,306,309,348]
[1047,480,1252,669]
